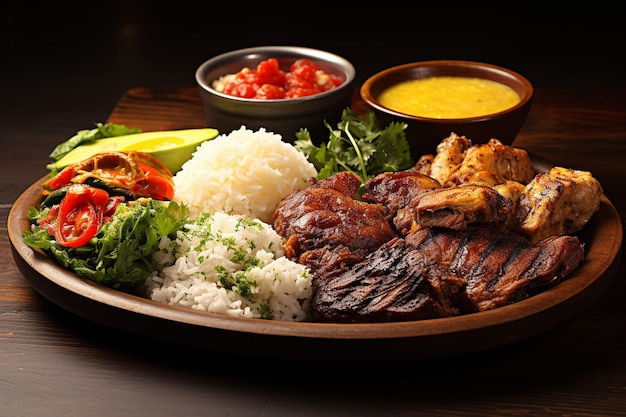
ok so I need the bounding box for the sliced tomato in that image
[38,205,60,236]
[54,185,110,248]
[44,166,75,191]
[103,195,125,221]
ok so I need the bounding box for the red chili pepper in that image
[134,162,175,200]
[54,185,110,248]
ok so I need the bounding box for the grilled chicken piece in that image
[421,133,535,186]
[426,132,472,183]
[310,226,585,322]
[494,181,527,229]
[444,138,535,186]
[515,166,603,244]
[272,171,396,262]
[410,153,434,175]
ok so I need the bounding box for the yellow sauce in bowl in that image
[378,76,521,119]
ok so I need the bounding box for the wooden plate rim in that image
[7,173,623,358]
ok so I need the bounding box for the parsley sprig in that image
[294,108,414,182]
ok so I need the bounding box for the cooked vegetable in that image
[294,108,414,182]
[44,151,175,201]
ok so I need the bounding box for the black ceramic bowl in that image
[195,46,356,143]
[360,60,534,158]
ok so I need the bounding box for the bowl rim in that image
[195,45,357,104]
[360,60,534,123]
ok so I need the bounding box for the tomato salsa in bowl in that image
[212,57,344,100]
[195,46,356,143]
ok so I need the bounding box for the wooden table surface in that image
[2,87,625,417]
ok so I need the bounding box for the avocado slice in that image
[48,128,219,174]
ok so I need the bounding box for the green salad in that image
[24,198,188,290]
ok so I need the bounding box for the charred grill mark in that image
[450,232,473,271]
[494,243,525,286]
[311,237,469,322]
[482,239,525,293]
[517,237,573,287]
[466,232,506,292]
[520,249,548,281]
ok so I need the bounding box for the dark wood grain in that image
[2,88,625,417]
[108,87,206,132]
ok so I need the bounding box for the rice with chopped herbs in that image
[172,126,317,223]
[143,211,312,321]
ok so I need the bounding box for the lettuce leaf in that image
[48,122,141,163]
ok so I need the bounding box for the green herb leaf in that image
[294,108,414,182]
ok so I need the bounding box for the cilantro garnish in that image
[294,108,414,182]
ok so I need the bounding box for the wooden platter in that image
[8,171,622,361]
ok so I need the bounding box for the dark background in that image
[1,1,624,185]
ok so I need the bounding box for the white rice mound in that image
[172,126,318,223]
[143,211,313,321]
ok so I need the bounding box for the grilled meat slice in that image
[299,245,364,283]
[515,166,603,244]
[363,171,442,210]
[414,184,513,231]
[310,237,472,323]
[310,226,585,323]
[362,171,440,235]
[272,171,396,262]
[406,226,585,311]
[363,172,512,234]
